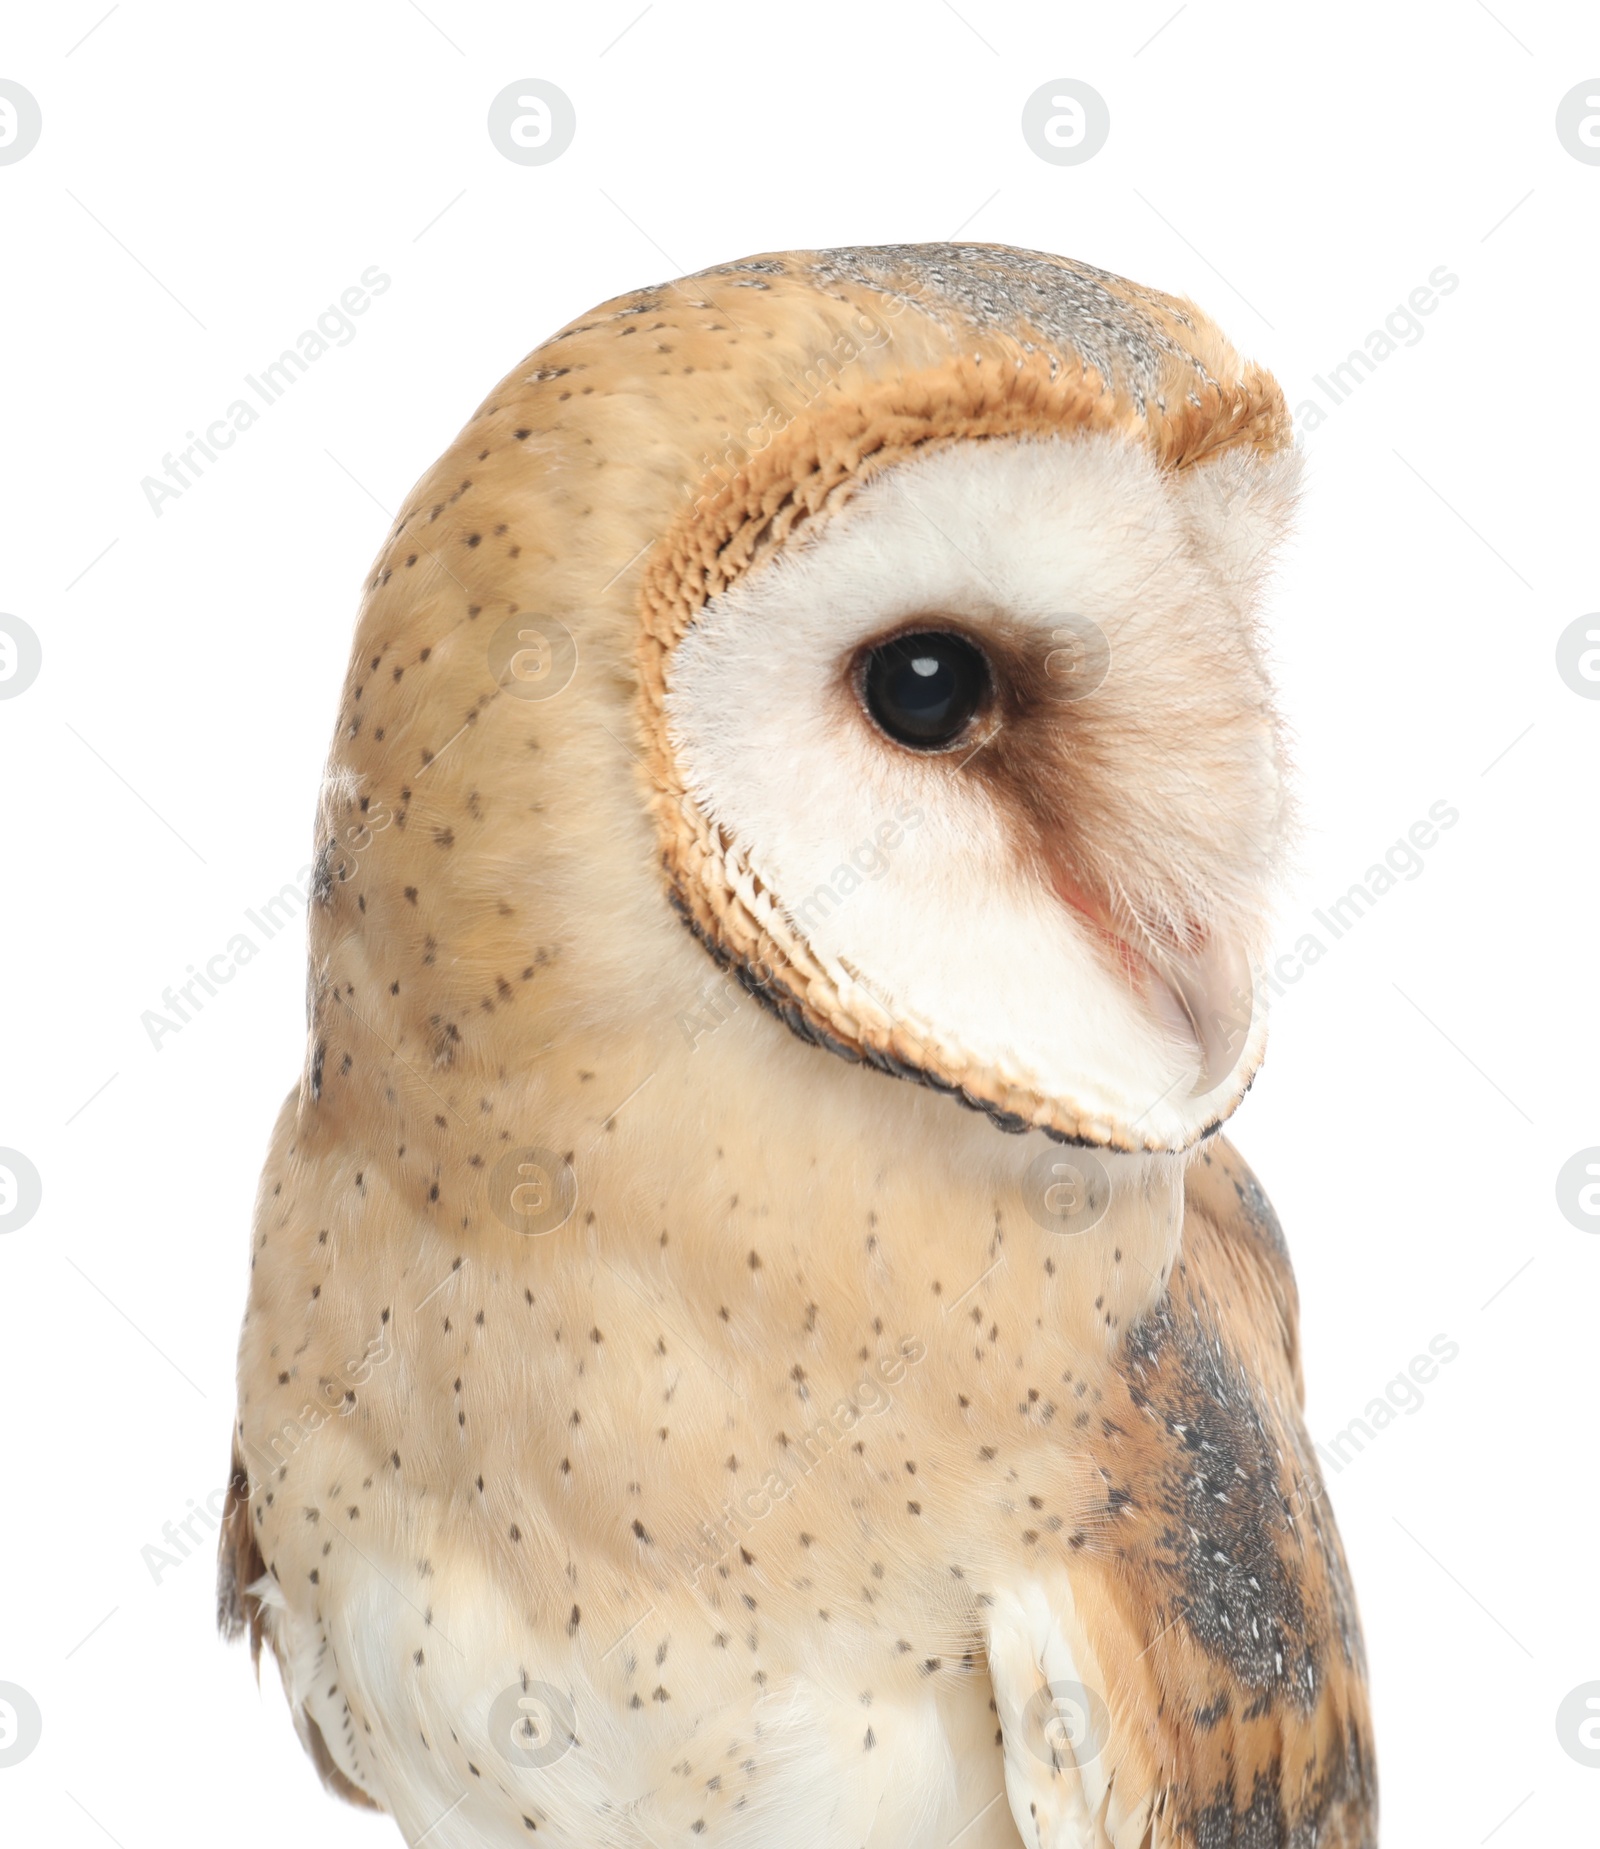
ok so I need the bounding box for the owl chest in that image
[271,1233,1140,1606]
[246,1252,1146,1848]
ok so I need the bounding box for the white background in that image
[1,2,1595,1843]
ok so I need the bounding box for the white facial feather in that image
[665,434,1297,1146]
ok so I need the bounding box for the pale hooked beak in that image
[1146,932,1257,1098]
[1044,857,1258,1101]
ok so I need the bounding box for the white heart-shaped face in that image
[663,432,1299,1150]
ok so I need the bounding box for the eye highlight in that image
[860,631,991,751]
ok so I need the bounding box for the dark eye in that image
[861,631,990,750]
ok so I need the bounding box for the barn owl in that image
[219,243,1376,1848]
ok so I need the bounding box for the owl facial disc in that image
[653,433,1295,1153]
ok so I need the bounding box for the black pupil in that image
[863,632,988,749]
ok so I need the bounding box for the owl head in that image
[316,244,1299,1164]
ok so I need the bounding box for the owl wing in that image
[216,1439,385,1813]
[987,1136,1376,1847]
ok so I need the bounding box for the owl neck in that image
[525,1008,1186,1352]
[298,927,1189,1356]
